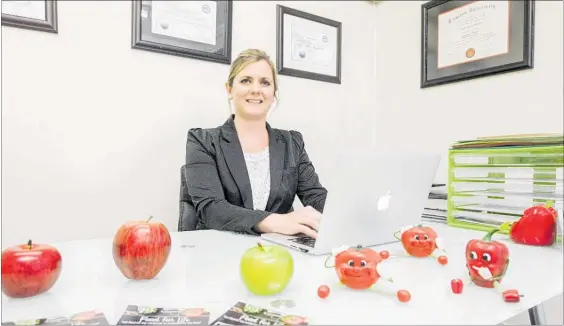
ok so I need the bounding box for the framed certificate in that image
[131,1,233,64]
[276,5,342,84]
[421,0,534,88]
[1,0,58,33]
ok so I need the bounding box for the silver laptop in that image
[261,152,441,255]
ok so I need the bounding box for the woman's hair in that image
[226,49,278,98]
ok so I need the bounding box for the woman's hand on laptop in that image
[256,206,321,238]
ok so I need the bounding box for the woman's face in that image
[227,60,275,120]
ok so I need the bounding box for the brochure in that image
[116,305,209,325]
[2,310,109,325]
[210,302,308,326]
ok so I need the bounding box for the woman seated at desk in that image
[184,49,327,239]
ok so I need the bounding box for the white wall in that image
[1,1,378,247]
[372,0,564,184]
[372,1,563,325]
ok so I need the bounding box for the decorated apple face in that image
[334,246,382,290]
[400,225,438,257]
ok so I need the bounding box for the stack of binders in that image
[446,133,564,237]
[422,184,448,223]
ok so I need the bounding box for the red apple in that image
[112,216,171,280]
[1,240,62,298]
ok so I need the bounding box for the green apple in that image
[240,242,294,296]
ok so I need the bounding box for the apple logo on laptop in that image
[377,191,392,211]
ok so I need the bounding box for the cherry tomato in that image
[397,289,411,303]
[437,255,448,265]
[379,250,390,259]
[317,285,330,299]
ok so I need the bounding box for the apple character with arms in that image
[319,245,411,303]
[385,224,449,265]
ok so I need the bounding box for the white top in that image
[243,147,270,211]
[1,222,561,325]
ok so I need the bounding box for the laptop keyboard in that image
[289,235,316,248]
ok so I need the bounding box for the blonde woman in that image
[183,49,327,238]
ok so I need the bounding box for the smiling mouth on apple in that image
[411,242,431,248]
[343,270,368,278]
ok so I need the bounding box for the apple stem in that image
[147,215,154,223]
[545,200,554,208]
[27,239,32,249]
[257,242,265,251]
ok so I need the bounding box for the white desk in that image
[2,223,562,325]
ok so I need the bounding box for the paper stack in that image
[422,184,448,223]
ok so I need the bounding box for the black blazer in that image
[183,115,328,235]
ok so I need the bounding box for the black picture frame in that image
[276,5,342,84]
[1,0,58,34]
[421,0,534,88]
[131,1,233,64]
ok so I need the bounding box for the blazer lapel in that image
[266,125,285,210]
[220,117,253,209]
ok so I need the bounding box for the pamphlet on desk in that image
[210,302,308,325]
[116,305,209,325]
[1,310,109,325]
